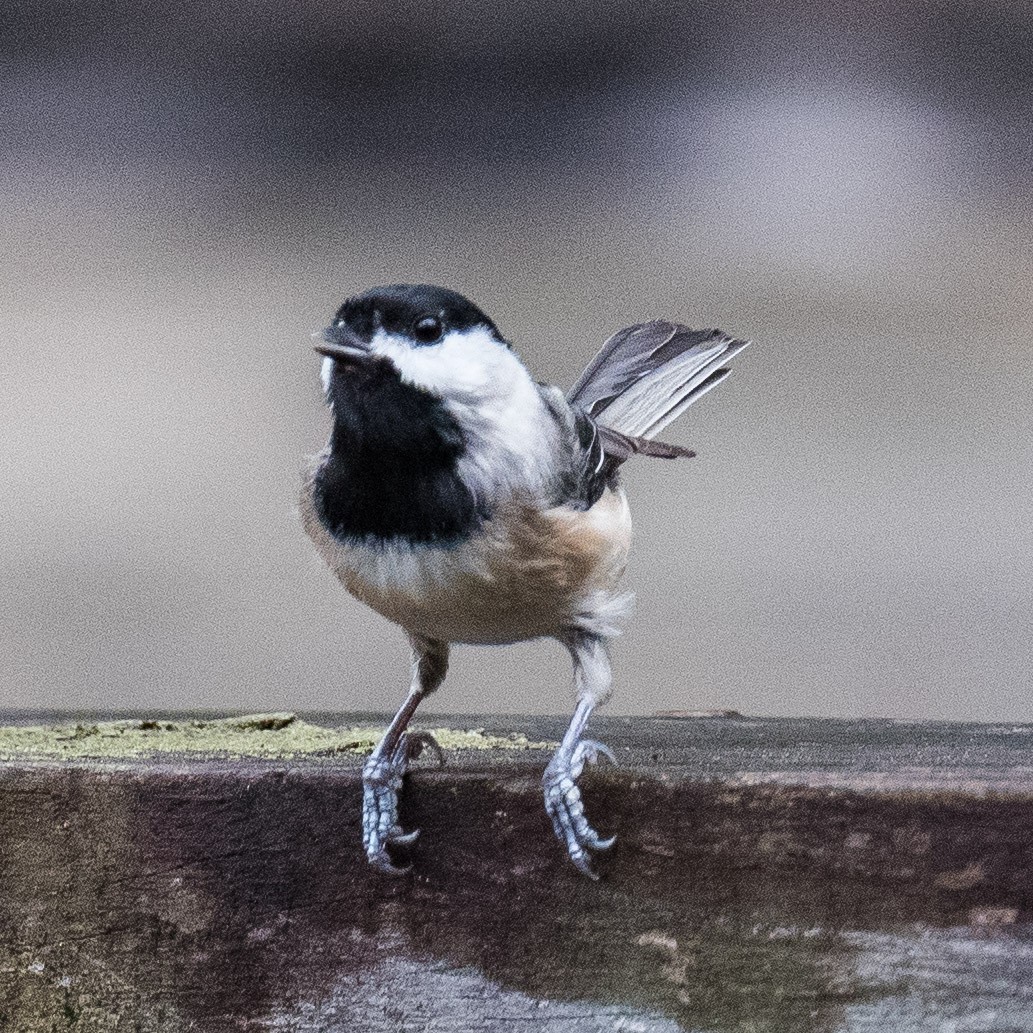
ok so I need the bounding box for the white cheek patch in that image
[368,326,561,501]
[369,327,505,401]
[320,356,334,395]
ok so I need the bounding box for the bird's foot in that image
[362,730,444,875]
[543,738,617,879]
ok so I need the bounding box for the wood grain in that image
[1,716,1032,1031]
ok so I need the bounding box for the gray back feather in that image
[568,321,749,440]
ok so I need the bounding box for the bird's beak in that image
[313,323,374,364]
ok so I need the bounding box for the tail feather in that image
[568,321,749,440]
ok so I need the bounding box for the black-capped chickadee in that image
[302,283,748,878]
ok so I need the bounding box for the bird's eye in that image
[413,316,443,344]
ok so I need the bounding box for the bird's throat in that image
[316,370,487,545]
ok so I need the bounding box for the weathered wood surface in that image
[2,714,1033,1032]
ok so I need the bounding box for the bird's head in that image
[314,283,559,501]
[315,283,522,406]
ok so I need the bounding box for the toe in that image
[544,739,617,877]
[386,827,421,847]
[585,832,617,853]
[362,751,421,874]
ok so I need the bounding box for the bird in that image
[301,283,749,878]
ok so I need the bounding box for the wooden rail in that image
[1,714,1031,1031]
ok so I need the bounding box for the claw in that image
[543,737,618,878]
[578,739,617,767]
[570,850,599,881]
[369,850,412,877]
[406,731,446,767]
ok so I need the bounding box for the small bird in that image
[302,283,748,878]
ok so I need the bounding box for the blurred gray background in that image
[2,1,1031,720]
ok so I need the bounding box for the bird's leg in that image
[544,633,617,879]
[362,634,448,874]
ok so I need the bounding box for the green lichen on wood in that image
[0,713,555,762]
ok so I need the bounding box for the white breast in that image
[301,483,634,646]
